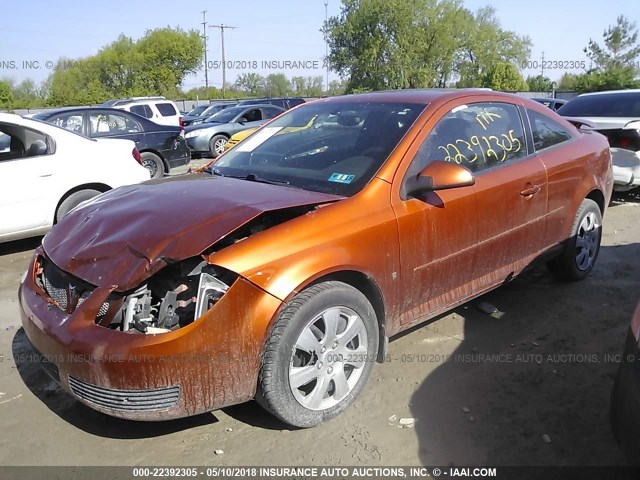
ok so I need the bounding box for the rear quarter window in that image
[527,109,574,151]
[156,103,177,117]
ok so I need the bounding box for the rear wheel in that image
[257,281,378,428]
[548,198,602,281]
[209,135,228,158]
[56,189,102,223]
[140,152,164,179]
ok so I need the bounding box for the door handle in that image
[520,184,541,197]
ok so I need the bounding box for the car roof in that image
[313,88,500,105]
[578,89,640,97]
[234,104,285,110]
[35,106,143,117]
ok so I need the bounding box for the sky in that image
[0,0,638,91]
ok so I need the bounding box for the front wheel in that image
[209,135,228,158]
[548,198,602,281]
[56,189,102,223]
[257,281,379,428]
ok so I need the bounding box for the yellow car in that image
[223,127,258,152]
[223,115,320,152]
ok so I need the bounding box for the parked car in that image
[237,97,305,110]
[223,127,258,152]
[222,113,313,152]
[34,107,191,179]
[185,104,284,157]
[611,301,640,465]
[183,102,238,126]
[531,97,567,111]
[0,113,149,242]
[557,90,640,191]
[101,97,183,128]
[20,90,612,428]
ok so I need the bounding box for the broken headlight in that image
[99,259,237,334]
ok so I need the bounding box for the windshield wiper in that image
[244,173,297,187]
[209,170,298,188]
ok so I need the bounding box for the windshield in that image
[211,101,426,196]
[558,93,640,117]
[188,105,208,116]
[204,106,244,124]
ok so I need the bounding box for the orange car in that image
[20,90,613,427]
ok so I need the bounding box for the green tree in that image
[47,27,203,106]
[455,6,531,87]
[481,62,528,91]
[262,73,292,97]
[526,75,554,92]
[0,80,13,108]
[557,73,579,90]
[235,73,265,96]
[327,79,347,95]
[572,15,640,92]
[324,0,531,92]
[12,79,40,108]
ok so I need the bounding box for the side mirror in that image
[238,117,248,124]
[407,161,475,197]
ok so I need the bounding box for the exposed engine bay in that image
[106,259,236,334]
[38,205,320,335]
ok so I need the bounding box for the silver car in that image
[184,104,284,158]
[558,90,640,191]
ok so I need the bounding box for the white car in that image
[0,113,150,243]
[102,97,183,128]
[558,90,640,191]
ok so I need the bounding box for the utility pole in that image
[210,24,237,99]
[540,51,545,78]
[201,11,209,93]
[324,0,329,93]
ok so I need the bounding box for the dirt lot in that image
[0,192,638,468]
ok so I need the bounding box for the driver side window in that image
[408,102,527,178]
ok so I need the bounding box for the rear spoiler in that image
[562,117,596,130]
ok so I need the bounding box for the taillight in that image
[179,117,184,128]
[132,148,143,165]
[601,129,640,151]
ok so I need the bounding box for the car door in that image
[465,101,548,288]
[240,108,265,129]
[524,107,579,249]
[87,110,143,145]
[0,125,56,236]
[391,105,479,326]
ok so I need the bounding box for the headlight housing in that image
[185,129,210,139]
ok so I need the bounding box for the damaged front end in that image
[37,205,319,334]
[37,256,236,334]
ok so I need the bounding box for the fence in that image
[3,91,581,117]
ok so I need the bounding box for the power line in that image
[201,11,209,90]
[324,0,329,92]
[210,24,237,99]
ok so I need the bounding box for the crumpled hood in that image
[43,174,342,291]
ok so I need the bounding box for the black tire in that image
[257,281,379,428]
[209,134,228,158]
[140,152,164,179]
[548,198,602,281]
[56,189,102,223]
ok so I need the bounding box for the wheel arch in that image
[139,149,168,174]
[54,183,111,224]
[277,269,389,363]
[585,188,606,215]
